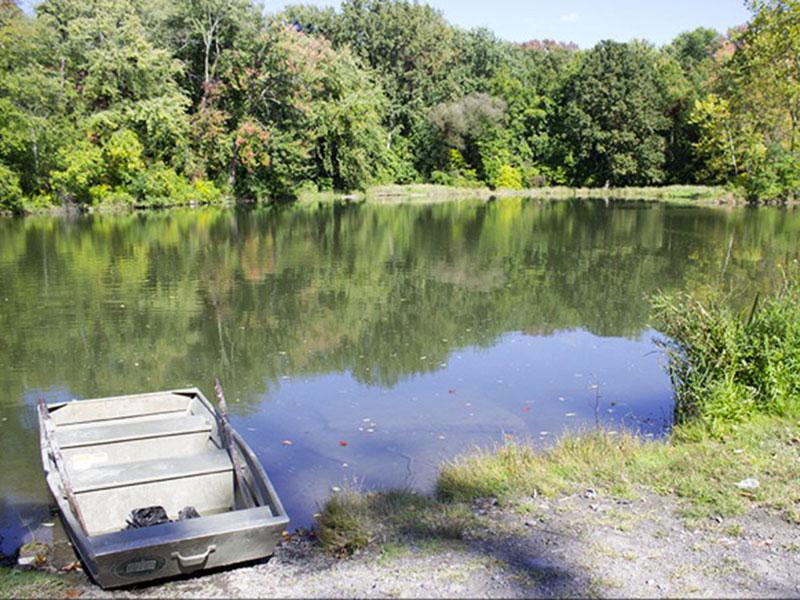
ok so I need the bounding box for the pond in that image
[1,197,797,556]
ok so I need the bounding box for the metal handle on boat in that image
[171,545,216,570]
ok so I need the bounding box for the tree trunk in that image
[228,137,238,189]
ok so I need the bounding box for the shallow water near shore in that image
[1,197,797,555]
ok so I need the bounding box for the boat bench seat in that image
[57,415,211,449]
[72,450,232,494]
[72,450,235,534]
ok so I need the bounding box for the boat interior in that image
[46,391,251,536]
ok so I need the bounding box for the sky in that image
[266,0,751,48]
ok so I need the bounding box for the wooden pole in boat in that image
[37,399,89,534]
[213,378,253,508]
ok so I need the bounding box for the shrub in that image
[21,192,57,211]
[0,162,23,212]
[128,163,189,207]
[102,129,144,186]
[50,140,105,204]
[190,178,224,204]
[651,276,800,432]
[493,164,523,190]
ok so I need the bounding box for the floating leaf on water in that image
[338,441,348,447]
[281,440,293,446]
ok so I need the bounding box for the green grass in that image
[297,183,738,206]
[0,567,74,599]
[437,416,800,523]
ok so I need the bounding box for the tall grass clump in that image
[436,430,645,503]
[651,275,800,432]
[316,488,477,556]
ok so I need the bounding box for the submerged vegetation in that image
[317,277,800,555]
[1,0,799,213]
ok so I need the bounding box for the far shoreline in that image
[3,183,792,218]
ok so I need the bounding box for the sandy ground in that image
[48,491,799,599]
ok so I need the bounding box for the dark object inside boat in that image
[125,505,201,529]
[126,506,170,529]
[178,506,201,520]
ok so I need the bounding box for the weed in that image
[316,488,477,556]
[652,275,800,432]
[0,568,72,600]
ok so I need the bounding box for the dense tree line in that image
[0,0,797,212]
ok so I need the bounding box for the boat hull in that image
[39,388,290,589]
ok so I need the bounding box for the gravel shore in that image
[43,491,796,599]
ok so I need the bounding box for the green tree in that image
[335,0,457,172]
[690,1,800,200]
[562,40,670,186]
[0,7,71,196]
[428,92,506,175]
[662,28,723,182]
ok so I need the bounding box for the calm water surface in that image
[1,198,797,554]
